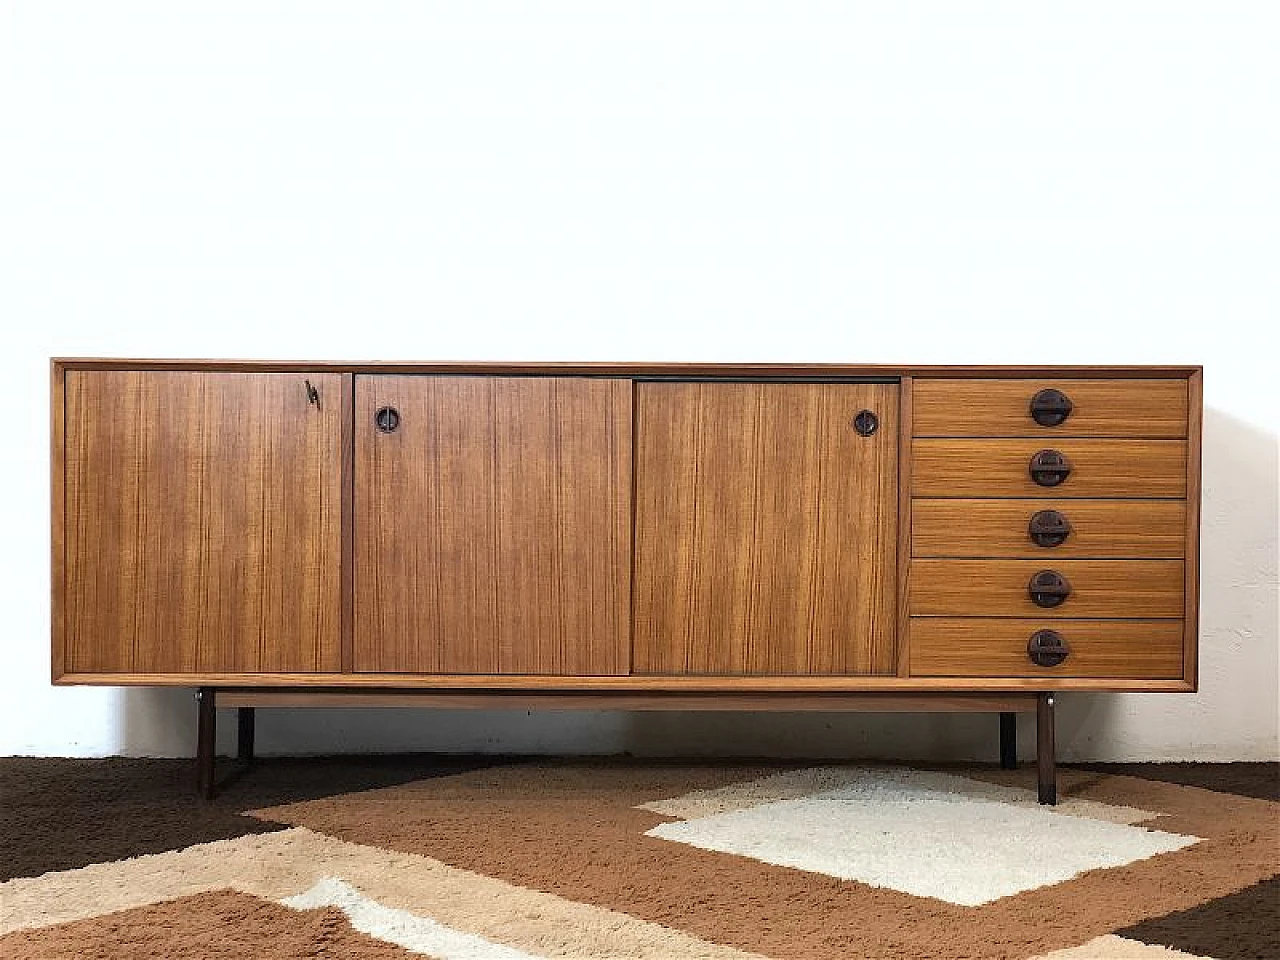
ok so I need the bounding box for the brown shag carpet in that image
[1,757,1276,959]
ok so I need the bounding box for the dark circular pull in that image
[1028,569,1072,608]
[1027,629,1070,667]
[852,409,879,437]
[1030,388,1073,427]
[374,406,401,434]
[1029,449,1072,487]
[1028,509,1073,548]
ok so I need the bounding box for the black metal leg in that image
[999,712,1017,769]
[196,687,216,802]
[237,707,255,765]
[1037,693,1057,805]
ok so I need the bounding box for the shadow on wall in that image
[116,405,1278,762]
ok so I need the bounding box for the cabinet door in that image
[63,370,344,674]
[354,376,631,674]
[634,382,899,675]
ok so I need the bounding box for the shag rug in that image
[1,757,1276,959]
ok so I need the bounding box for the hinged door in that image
[63,370,344,673]
[633,381,899,675]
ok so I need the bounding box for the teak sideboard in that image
[51,360,1203,803]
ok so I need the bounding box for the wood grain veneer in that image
[63,370,343,673]
[912,438,1188,498]
[52,359,1202,378]
[910,559,1184,618]
[633,382,898,675]
[911,499,1187,558]
[354,375,631,675]
[896,378,914,676]
[339,374,355,673]
[55,671,1196,692]
[50,362,67,682]
[913,379,1189,438]
[909,618,1183,679]
[1184,369,1203,690]
[51,361,1203,697]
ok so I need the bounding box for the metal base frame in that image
[1037,692,1057,805]
[999,711,1018,770]
[195,687,256,802]
[194,688,1059,805]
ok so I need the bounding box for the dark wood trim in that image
[50,360,67,682]
[217,689,1040,713]
[50,358,1203,379]
[896,377,913,676]
[55,671,1197,693]
[339,373,355,674]
[1184,369,1202,691]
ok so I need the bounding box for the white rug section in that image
[1033,934,1216,959]
[282,877,544,960]
[639,765,1160,825]
[645,768,1197,906]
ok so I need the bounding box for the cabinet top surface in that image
[52,359,1202,379]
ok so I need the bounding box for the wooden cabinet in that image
[52,362,1201,691]
[61,370,344,674]
[52,362,1203,803]
[906,376,1196,683]
[353,376,631,675]
[633,382,898,675]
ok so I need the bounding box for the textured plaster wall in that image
[1,2,1275,761]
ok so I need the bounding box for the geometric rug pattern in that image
[2,758,1276,959]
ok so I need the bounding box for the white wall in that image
[2,1,1275,762]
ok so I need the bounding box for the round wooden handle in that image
[1029,449,1073,487]
[1030,388,1073,426]
[1028,569,1072,608]
[374,406,401,434]
[1028,509,1073,547]
[1028,629,1070,667]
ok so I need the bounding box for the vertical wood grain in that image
[50,361,67,681]
[633,382,899,676]
[63,371,344,673]
[1183,369,1202,689]
[339,373,355,674]
[896,377,913,677]
[354,376,632,675]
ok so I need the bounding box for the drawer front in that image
[909,559,1184,618]
[912,499,1187,558]
[912,439,1187,498]
[909,618,1183,678]
[913,379,1188,438]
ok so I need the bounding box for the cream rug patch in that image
[283,877,540,959]
[645,767,1198,906]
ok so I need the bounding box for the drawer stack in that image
[907,379,1192,679]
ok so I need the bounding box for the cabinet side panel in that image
[1184,370,1202,688]
[633,382,899,676]
[51,361,67,681]
[63,371,343,674]
[354,376,631,675]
